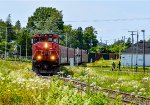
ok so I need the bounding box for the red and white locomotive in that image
[32,33,88,74]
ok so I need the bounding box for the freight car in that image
[32,34,88,74]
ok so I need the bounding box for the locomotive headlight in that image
[44,43,48,49]
[50,55,55,61]
[37,55,42,60]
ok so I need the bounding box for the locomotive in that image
[32,33,88,74]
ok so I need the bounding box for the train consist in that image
[32,34,88,74]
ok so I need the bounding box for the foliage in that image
[16,28,32,56]
[6,14,16,42]
[109,40,125,54]
[27,7,64,34]
[83,26,98,50]
[14,20,21,30]
[66,60,150,98]
[62,25,98,51]
[0,60,123,104]
[96,38,132,53]
[0,7,100,56]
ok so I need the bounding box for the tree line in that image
[0,7,132,57]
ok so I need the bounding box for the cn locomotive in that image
[32,34,88,74]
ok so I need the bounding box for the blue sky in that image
[0,0,150,44]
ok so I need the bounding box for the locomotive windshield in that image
[32,34,59,44]
[40,37,47,42]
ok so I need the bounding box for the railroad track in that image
[36,71,150,104]
[59,77,150,105]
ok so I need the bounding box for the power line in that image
[7,17,150,23]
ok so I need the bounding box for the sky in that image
[0,0,150,44]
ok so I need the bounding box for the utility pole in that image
[100,37,102,44]
[5,27,7,61]
[66,33,67,47]
[141,30,145,73]
[104,40,107,46]
[105,40,108,49]
[128,31,137,69]
[20,45,21,63]
[114,39,116,43]
[135,31,139,72]
[26,35,28,61]
[123,36,126,49]
[0,28,2,41]
[90,39,93,47]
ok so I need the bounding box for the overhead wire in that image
[7,17,150,23]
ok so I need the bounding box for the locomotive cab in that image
[32,34,60,74]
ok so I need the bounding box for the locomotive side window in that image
[33,38,39,43]
[48,37,52,42]
[53,38,58,43]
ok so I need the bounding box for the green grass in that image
[1,58,148,104]
[0,59,124,105]
[65,60,150,98]
[87,59,150,72]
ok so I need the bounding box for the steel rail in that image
[59,77,150,105]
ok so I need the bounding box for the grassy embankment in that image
[0,59,123,105]
[64,59,150,98]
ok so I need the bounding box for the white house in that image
[121,41,150,66]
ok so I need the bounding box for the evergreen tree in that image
[15,20,21,30]
[6,14,15,42]
[125,37,132,48]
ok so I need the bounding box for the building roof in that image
[123,41,150,54]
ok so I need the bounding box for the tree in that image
[6,14,16,42]
[68,27,84,49]
[0,19,6,40]
[14,20,21,30]
[27,7,64,35]
[62,24,73,47]
[16,28,32,56]
[125,37,132,48]
[83,26,98,50]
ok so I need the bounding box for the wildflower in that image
[118,78,124,83]
[131,92,135,95]
[83,87,86,91]
[90,82,96,86]
[142,77,149,81]
[1,77,5,81]
[31,87,35,90]
[67,75,72,79]
[76,85,80,89]
[99,86,102,90]
[139,88,145,91]
[138,92,142,95]
[116,87,119,89]
[133,85,138,89]
[103,92,108,96]
[0,73,2,77]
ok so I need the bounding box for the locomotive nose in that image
[43,64,48,69]
[44,42,48,49]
